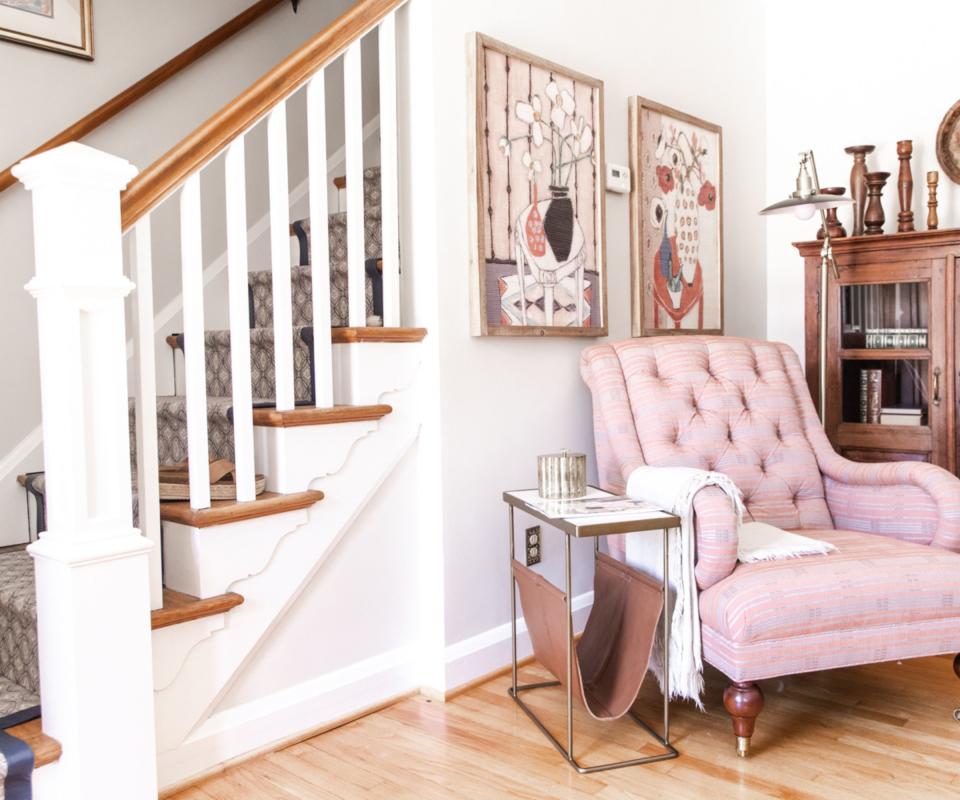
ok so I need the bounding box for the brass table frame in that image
[503,489,682,773]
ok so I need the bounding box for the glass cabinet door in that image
[839,282,931,428]
[841,282,928,351]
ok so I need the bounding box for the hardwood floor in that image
[170,655,960,799]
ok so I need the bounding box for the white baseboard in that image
[443,590,594,693]
[158,642,418,790]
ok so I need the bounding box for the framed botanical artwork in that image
[0,0,93,60]
[628,97,722,336]
[468,33,606,337]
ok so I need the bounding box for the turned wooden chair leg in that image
[723,682,764,757]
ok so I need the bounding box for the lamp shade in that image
[759,193,852,216]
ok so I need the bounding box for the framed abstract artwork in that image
[468,33,606,337]
[0,0,93,60]
[629,97,722,336]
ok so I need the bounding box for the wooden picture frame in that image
[468,33,607,337]
[0,0,93,60]
[629,96,723,337]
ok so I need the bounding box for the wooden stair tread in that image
[5,719,61,768]
[151,588,244,630]
[331,327,427,344]
[252,403,392,428]
[159,490,323,528]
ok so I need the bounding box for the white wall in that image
[765,0,960,359]
[419,0,767,675]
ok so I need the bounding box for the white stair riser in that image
[254,420,379,494]
[332,341,420,405]
[161,507,311,599]
[152,615,229,692]
[32,760,62,799]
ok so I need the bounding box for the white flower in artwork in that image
[515,95,548,147]
[498,136,511,157]
[521,151,542,181]
[573,116,593,156]
[546,81,575,129]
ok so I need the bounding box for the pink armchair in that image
[581,336,960,756]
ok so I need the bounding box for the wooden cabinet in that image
[796,229,960,473]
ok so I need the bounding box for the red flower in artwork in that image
[698,180,717,210]
[656,165,675,194]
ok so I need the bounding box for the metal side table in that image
[503,488,682,773]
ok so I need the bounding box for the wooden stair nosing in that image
[159,490,323,528]
[166,327,427,350]
[330,327,427,344]
[151,588,244,630]
[5,719,60,769]
[252,403,392,428]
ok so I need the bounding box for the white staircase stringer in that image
[153,379,422,765]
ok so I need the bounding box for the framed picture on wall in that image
[0,0,93,60]
[629,97,722,336]
[468,33,606,337]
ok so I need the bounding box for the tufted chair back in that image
[581,337,833,530]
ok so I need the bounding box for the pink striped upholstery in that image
[581,336,960,683]
[701,528,960,681]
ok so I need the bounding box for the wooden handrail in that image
[121,0,405,231]
[0,0,287,194]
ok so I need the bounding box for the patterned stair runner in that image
[0,553,39,722]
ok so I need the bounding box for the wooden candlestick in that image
[844,144,875,236]
[863,171,890,235]
[896,140,915,232]
[927,170,939,230]
[816,187,848,240]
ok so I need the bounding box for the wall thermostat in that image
[606,163,630,194]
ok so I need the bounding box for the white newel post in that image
[14,143,159,799]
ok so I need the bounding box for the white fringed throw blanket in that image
[624,466,744,708]
[738,520,836,562]
[623,466,837,708]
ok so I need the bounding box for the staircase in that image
[9,0,420,796]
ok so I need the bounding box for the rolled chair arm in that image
[693,485,740,590]
[777,342,960,552]
[819,455,960,551]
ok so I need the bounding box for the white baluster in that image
[344,40,366,328]
[269,102,296,411]
[225,138,257,501]
[130,218,163,609]
[307,73,335,407]
[379,11,400,327]
[180,173,211,509]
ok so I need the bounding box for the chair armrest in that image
[693,485,739,590]
[819,453,960,551]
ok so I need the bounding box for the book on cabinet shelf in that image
[880,407,923,426]
[864,328,928,349]
[859,369,882,423]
